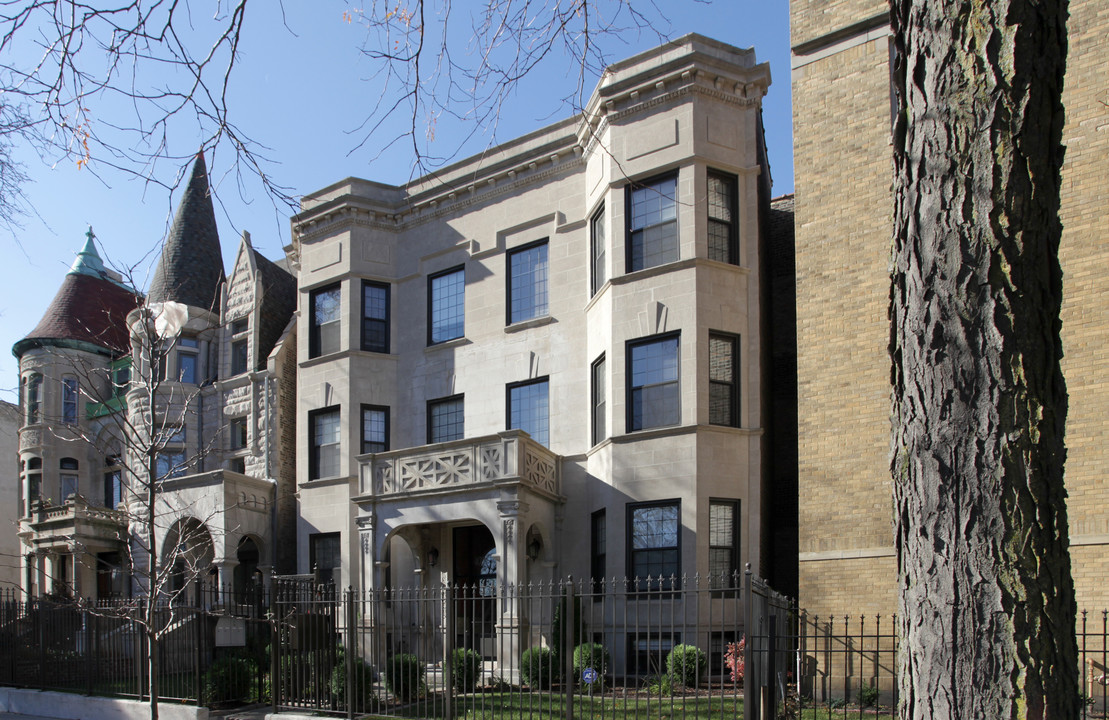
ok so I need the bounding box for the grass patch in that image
[384,691,743,719]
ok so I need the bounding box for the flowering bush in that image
[724,636,745,684]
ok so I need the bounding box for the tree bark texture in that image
[889,1,1077,718]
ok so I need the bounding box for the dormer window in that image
[230,318,249,375]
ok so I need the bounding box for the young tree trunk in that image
[889,1,1078,717]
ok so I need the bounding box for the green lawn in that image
[380,692,743,720]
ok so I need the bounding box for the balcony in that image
[20,497,127,550]
[358,430,560,500]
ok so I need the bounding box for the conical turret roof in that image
[13,229,139,358]
[147,152,225,310]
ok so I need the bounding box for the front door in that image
[453,525,497,658]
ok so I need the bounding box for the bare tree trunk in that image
[889,0,1078,717]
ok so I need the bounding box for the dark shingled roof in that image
[14,267,139,358]
[251,249,296,370]
[147,153,226,310]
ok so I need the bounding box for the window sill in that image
[505,315,555,333]
[299,475,352,490]
[425,336,471,352]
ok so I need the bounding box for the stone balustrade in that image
[361,430,559,498]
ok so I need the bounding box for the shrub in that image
[521,646,557,689]
[203,654,257,703]
[451,647,482,692]
[666,644,707,688]
[385,653,424,702]
[572,642,610,683]
[858,681,879,708]
[646,674,673,696]
[330,653,378,711]
[724,637,745,684]
[551,593,583,663]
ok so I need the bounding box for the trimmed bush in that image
[330,653,378,711]
[203,654,257,703]
[666,644,707,687]
[385,653,424,702]
[521,646,557,689]
[451,647,482,692]
[572,642,610,683]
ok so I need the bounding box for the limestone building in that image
[13,154,298,601]
[790,1,1109,616]
[287,32,786,624]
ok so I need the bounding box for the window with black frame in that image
[428,395,464,444]
[361,405,389,453]
[627,500,680,592]
[707,171,738,264]
[507,378,549,446]
[309,407,341,479]
[627,333,680,431]
[507,241,548,324]
[309,284,341,358]
[362,281,390,353]
[428,266,465,344]
[627,173,678,272]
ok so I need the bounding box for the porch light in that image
[527,536,542,561]
[427,548,439,567]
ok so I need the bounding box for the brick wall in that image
[791,0,1109,619]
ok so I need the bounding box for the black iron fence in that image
[0,580,1105,719]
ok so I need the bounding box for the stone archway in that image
[162,517,214,604]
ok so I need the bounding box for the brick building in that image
[790,1,1109,617]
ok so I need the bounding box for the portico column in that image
[357,514,376,593]
[497,499,529,682]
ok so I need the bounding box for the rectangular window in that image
[60,474,77,501]
[709,333,739,427]
[309,532,341,586]
[104,469,122,509]
[707,171,738,264]
[627,333,680,432]
[177,337,199,384]
[591,354,606,445]
[627,633,679,676]
[591,510,606,595]
[62,377,78,424]
[24,374,42,424]
[309,284,342,358]
[627,174,678,272]
[156,450,187,480]
[230,417,248,450]
[507,241,549,324]
[628,500,680,591]
[428,395,464,444]
[507,378,549,446]
[709,499,740,589]
[591,205,606,296]
[231,339,248,375]
[362,281,390,353]
[112,361,130,399]
[428,266,465,344]
[309,406,341,480]
[361,405,389,454]
[231,318,248,335]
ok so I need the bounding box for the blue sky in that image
[0,1,792,403]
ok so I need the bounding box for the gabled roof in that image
[14,232,139,358]
[250,249,297,370]
[147,152,226,311]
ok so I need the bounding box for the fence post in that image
[563,578,575,720]
[137,598,146,702]
[744,564,756,720]
[767,614,777,720]
[195,605,204,705]
[443,584,454,720]
[270,577,278,714]
[345,586,355,720]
